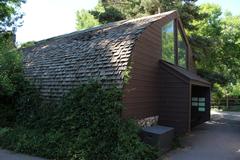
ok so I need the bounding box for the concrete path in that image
[163,111,240,160]
[0,149,46,160]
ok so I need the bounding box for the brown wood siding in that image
[122,14,191,134]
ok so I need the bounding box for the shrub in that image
[0,35,41,127]
[0,82,158,160]
[0,35,24,127]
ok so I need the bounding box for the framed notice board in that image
[192,97,206,112]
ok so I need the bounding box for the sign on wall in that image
[192,97,206,112]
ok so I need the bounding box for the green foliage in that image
[212,83,228,104]
[211,82,240,106]
[0,0,25,32]
[0,33,39,127]
[0,127,70,159]
[78,0,204,30]
[76,9,100,30]
[230,83,240,97]
[213,82,240,99]
[0,82,158,160]
[15,81,42,127]
[76,3,126,30]
[20,41,36,48]
[220,14,240,81]
[191,4,240,100]
[0,35,22,95]
[123,66,132,84]
[76,0,203,31]
[190,3,223,72]
[0,34,25,127]
[101,0,144,19]
[97,6,125,24]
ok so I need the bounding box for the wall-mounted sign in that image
[192,97,206,112]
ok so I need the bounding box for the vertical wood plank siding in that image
[122,13,191,133]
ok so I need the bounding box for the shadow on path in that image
[0,149,46,160]
[163,111,240,160]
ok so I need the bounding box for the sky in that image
[16,0,98,43]
[16,0,240,44]
[197,0,240,15]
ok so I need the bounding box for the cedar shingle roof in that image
[22,11,174,99]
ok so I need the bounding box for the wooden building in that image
[22,10,210,134]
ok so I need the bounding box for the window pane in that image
[162,21,174,64]
[178,29,187,68]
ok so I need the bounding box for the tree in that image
[76,9,100,30]
[0,0,25,32]
[220,14,240,81]
[0,33,25,126]
[0,35,22,96]
[190,4,240,85]
[0,0,26,126]
[91,5,126,24]
[189,4,223,72]
[76,0,204,31]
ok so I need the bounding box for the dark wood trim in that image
[176,13,191,49]
[176,14,191,70]
[159,27,162,59]
[190,80,211,87]
[159,60,189,83]
[188,82,192,132]
[174,19,178,65]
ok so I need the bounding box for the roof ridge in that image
[126,10,176,23]
[31,10,176,45]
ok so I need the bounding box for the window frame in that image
[177,23,188,69]
[160,19,189,70]
[161,20,175,64]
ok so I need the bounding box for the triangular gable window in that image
[161,19,188,69]
[162,20,174,64]
[178,28,187,68]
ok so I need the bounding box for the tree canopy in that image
[0,0,25,32]
[191,4,240,83]
[76,9,100,30]
[76,0,204,31]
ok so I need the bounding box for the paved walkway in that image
[163,111,240,160]
[0,149,46,160]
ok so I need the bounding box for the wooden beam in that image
[174,19,178,65]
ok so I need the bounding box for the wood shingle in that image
[22,11,173,99]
